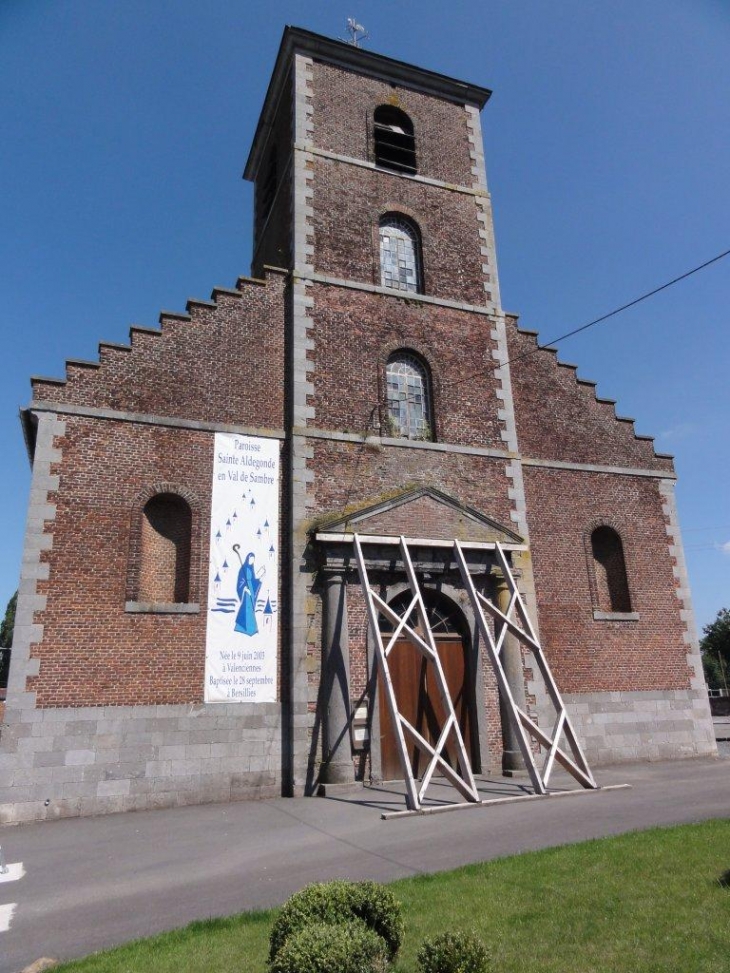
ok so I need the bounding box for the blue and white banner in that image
[205,433,280,703]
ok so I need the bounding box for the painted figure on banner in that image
[233,547,265,636]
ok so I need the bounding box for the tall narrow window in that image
[139,494,192,604]
[386,352,433,440]
[591,526,631,613]
[373,106,417,174]
[379,216,422,293]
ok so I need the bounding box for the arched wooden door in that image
[377,592,475,781]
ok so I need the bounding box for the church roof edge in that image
[244,26,492,181]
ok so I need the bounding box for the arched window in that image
[385,352,433,441]
[138,494,192,604]
[373,105,417,174]
[379,590,468,638]
[379,215,422,293]
[591,526,632,613]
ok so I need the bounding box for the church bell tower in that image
[244,28,530,791]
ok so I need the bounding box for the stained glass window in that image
[386,353,432,440]
[379,217,421,293]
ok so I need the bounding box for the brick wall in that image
[312,161,487,305]
[522,466,690,694]
[309,288,503,446]
[19,270,287,711]
[28,419,210,707]
[312,61,475,186]
[507,317,674,471]
[310,439,516,529]
[32,271,287,427]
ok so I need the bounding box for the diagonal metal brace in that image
[454,539,596,794]
[354,533,479,810]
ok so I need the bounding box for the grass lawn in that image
[56,819,730,973]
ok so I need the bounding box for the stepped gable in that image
[29,268,287,430]
[505,314,674,472]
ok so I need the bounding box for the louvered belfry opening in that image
[373,105,417,174]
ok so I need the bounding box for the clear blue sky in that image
[1,0,728,631]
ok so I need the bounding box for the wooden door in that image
[378,630,473,781]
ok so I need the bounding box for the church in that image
[0,27,716,823]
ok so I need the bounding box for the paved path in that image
[0,756,728,973]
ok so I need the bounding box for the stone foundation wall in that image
[563,689,717,764]
[0,701,284,825]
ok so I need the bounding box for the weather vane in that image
[342,17,368,47]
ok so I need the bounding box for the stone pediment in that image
[316,486,523,545]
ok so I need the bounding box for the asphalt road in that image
[1,756,728,973]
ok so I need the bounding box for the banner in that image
[205,433,280,702]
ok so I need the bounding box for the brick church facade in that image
[0,28,715,823]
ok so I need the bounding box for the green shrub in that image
[268,880,404,962]
[270,921,389,973]
[417,931,490,973]
[352,881,404,958]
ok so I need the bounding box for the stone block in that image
[34,750,65,768]
[64,749,96,766]
[90,749,120,767]
[97,778,132,798]
[129,777,155,796]
[184,743,212,759]
[117,745,156,763]
[50,766,85,784]
[61,781,99,799]
[144,759,173,777]
[158,744,187,760]
[169,758,203,777]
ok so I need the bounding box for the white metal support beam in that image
[353,533,480,811]
[454,539,597,793]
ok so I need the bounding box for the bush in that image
[270,921,389,973]
[417,932,490,973]
[268,880,404,962]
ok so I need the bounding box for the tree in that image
[700,607,730,692]
[0,591,16,649]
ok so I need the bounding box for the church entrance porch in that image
[315,485,532,799]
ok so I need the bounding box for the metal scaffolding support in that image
[353,533,480,811]
[454,539,597,793]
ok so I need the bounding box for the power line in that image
[339,248,730,502]
[450,247,730,391]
